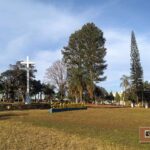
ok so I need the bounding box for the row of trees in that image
[45,59,114,102]
[46,23,108,102]
[4,23,146,104]
[46,59,115,102]
[43,28,150,105]
[0,57,113,103]
[0,61,55,102]
[120,74,150,103]
[1,22,109,103]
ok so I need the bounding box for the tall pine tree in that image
[62,23,107,101]
[130,31,143,103]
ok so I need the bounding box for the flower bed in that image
[49,103,87,113]
[51,102,85,108]
[48,107,87,113]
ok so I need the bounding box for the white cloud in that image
[0,0,150,93]
[0,0,91,76]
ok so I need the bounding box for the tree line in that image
[1,22,148,104]
[46,23,108,103]
[0,61,55,102]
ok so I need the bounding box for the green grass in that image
[0,108,150,149]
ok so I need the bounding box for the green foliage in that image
[62,23,107,100]
[51,102,86,109]
[0,103,50,111]
[42,84,55,101]
[105,92,114,100]
[130,31,143,102]
[143,81,150,90]
[94,86,108,99]
[142,81,150,102]
[120,75,130,91]
[120,75,131,101]
[0,61,37,102]
[115,92,121,102]
[126,89,137,102]
[30,80,43,96]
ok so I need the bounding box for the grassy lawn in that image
[0,108,150,149]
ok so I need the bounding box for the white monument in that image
[21,56,35,104]
[131,102,134,108]
[145,102,149,109]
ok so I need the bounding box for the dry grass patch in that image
[0,120,128,150]
[0,108,150,149]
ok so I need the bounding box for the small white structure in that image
[131,102,135,108]
[145,102,149,109]
[120,100,125,106]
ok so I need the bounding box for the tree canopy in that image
[45,60,67,100]
[0,61,37,102]
[62,23,107,102]
[130,31,143,102]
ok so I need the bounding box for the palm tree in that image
[120,75,131,101]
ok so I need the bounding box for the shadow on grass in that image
[0,113,28,120]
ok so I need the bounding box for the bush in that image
[51,102,86,109]
[0,103,51,111]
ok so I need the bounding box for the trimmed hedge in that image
[0,102,87,111]
[51,103,86,109]
[0,103,50,111]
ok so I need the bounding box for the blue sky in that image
[0,0,150,92]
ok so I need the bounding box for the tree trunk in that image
[79,86,83,102]
[40,92,42,100]
[75,96,78,103]
[87,85,94,99]
[35,95,36,102]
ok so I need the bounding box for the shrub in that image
[51,102,86,109]
[0,103,51,111]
